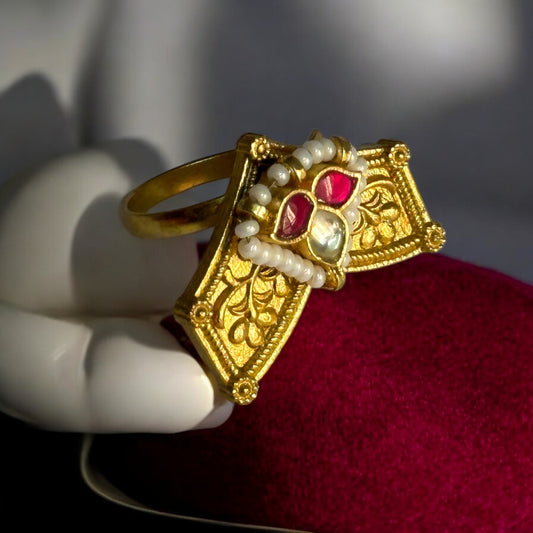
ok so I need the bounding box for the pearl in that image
[351,157,368,174]
[350,145,358,163]
[279,248,296,274]
[342,253,352,268]
[278,248,294,274]
[290,255,303,278]
[347,146,359,170]
[348,195,362,210]
[254,243,271,265]
[303,140,324,164]
[359,172,367,190]
[343,196,361,226]
[248,183,272,205]
[235,219,259,239]
[237,236,260,259]
[319,138,336,161]
[267,163,290,185]
[309,266,326,288]
[343,207,359,226]
[308,209,346,263]
[268,244,284,268]
[292,147,313,170]
[297,259,314,283]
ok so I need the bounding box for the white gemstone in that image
[292,147,313,170]
[303,140,324,164]
[308,209,346,263]
[267,163,290,185]
[235,219,259,238]
[319,138,336,161]
[238,236,260,259]
[249,183,272,205]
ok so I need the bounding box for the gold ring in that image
[120,131,446,404]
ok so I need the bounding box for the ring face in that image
[170,133,445,404]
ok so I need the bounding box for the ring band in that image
[120,150,235,237]
[120,132,445,404]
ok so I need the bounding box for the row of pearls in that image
[238,236,327,288]
[234,136,369,288]
[265,137,336,185]
[265,137,369,185]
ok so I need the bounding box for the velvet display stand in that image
[87,255,533,532]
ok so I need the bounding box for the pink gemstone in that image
[276,193,313,239]
[315,171,357,207]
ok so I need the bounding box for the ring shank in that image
[120,150,236,238]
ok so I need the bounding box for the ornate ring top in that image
[121,131,446,404]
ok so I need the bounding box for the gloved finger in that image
[0,302,232,432]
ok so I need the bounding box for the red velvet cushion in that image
[91,255,533,532]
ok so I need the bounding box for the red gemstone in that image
[276,193,313,239]
[315,171,357,207]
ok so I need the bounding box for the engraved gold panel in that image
[345,141,445,271]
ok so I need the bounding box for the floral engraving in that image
[354,180,402,249]
[213,263,294,349]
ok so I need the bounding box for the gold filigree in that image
[189,301,212,327]
[249,136,272,161]
[231,377,259,405]
[389,142,411,168]
[423,221,446,252]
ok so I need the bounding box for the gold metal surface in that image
[121,133,445,404]
[120,150,235,237]
[344,140,446,271]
